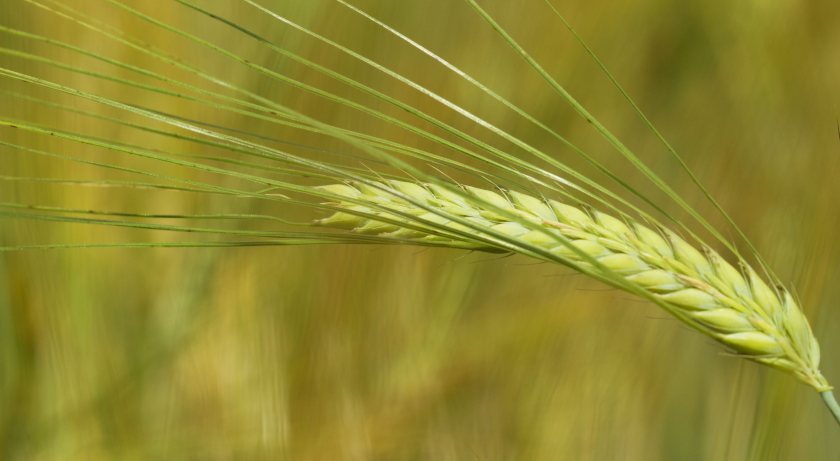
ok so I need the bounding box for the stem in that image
[821,391,840,427]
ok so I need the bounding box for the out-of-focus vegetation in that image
[2,0,840,459]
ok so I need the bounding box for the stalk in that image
[823,392,840,427]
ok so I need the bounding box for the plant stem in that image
[821,391,840,427]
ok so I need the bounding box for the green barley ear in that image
[317,180,833,396]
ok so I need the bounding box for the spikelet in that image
[316,180,830,391]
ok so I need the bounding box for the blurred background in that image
[2,0,840,459]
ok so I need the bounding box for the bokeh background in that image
[2,0,840,459]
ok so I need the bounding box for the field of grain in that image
[2,1,840,459]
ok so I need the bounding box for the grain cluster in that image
[317,180,829,391]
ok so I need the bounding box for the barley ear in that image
[317,180,835,399]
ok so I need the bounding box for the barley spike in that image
[316,180,830,392]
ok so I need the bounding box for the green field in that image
[2,1,840,459]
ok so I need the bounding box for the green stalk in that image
[822,391,840,427]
